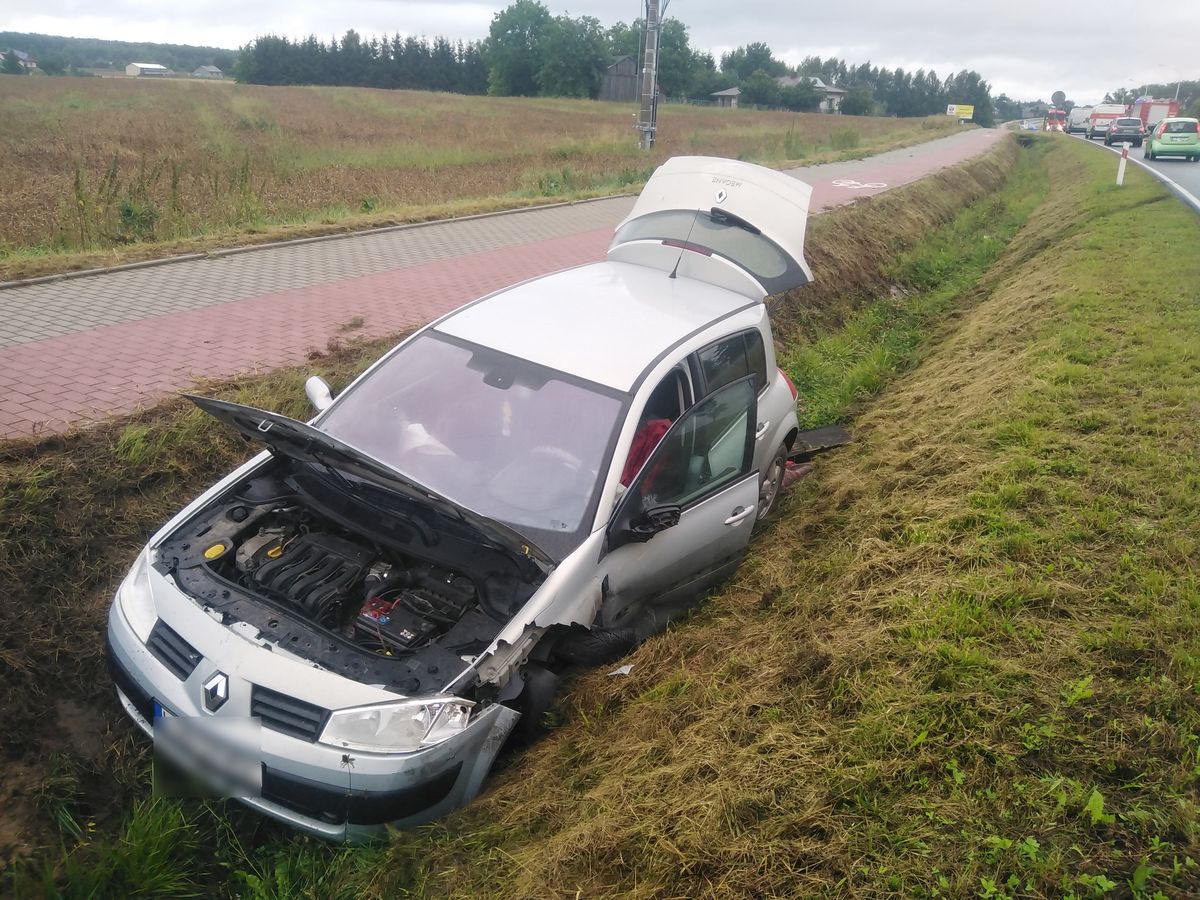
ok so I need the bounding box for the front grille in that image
[251,686,329,742]
[146,620,203,681]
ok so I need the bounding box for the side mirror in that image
[626,504,682,544]
[304,376,334,413]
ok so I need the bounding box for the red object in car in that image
[621,418,672,487]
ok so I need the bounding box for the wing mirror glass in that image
[304,375,334,412]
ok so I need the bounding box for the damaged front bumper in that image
[106,595,519,841]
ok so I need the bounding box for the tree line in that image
[0,31,234,75]
[231,0,995,123]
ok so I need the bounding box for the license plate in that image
[153,701,175,719]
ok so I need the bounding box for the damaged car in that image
[107,155,819,840]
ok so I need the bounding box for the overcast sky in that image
[5,0,1197,105]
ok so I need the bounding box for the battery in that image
[353,594,439,651]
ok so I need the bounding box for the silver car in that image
[107,156,813,840]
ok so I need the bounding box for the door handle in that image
[755,420,771,441]
[724,504,756,526]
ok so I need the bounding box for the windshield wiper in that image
[708,207,761,234]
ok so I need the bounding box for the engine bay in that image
[153,462,542,692]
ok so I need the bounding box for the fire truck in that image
[1129,97,1180,132]
[1043,108,1067,133]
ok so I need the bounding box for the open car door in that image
[608,156,814,301]
[600,377,760,628]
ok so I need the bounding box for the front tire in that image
[756,443,788,523]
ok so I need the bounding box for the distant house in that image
[125,62,172,77]
[1,49,38,73]
[776,75,846,113]
[712,87,740,108]
[599,55,639,103]
[192,65,223,79]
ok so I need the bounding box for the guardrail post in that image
[1117,142,1129,186]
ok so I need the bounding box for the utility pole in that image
[635,0,661,150]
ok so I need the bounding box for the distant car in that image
[1144,118,1200,161]
[107,156,813,840]
[1105,117,1145,147]
[1022,121,1040,131]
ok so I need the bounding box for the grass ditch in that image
[14,133,1156,897]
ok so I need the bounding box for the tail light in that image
[779,368,798,400]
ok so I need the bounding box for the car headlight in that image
[319,698,474,753]
[116,547,156,642]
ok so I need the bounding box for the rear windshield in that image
[1115,119,1141,126]
[612,209,809,294]
[1164,121,1199,134]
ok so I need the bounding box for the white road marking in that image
[831,178,888,189]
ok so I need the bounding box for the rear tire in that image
[756,443,788,524]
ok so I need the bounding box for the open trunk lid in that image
[608,156,814,301]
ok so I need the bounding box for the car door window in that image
[627,377,756,511]
[697,330,769,395]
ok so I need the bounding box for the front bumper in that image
[107,592,519,841]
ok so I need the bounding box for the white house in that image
[1,49,38,73]
[126,62,172,77]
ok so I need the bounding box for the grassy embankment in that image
[0,78,963,281]
[10,134,1200,897]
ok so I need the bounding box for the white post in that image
[1116,142,1129,186]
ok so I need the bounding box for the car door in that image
[598,377,760,629]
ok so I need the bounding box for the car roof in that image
[1162,117,1199,123]
[434,260,755,392]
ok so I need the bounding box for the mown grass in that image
[0,141,1018,893]
[0,77,965,280]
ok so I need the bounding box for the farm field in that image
[0,77,964,280]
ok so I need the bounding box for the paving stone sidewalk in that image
[0,127,1003,439]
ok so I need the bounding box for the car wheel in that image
[510,664,560,744]
[756,443,789,524]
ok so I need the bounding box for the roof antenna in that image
[669,207,703,279]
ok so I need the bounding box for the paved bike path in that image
[0,127,1003,439]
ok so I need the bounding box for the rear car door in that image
[599,377,760,627]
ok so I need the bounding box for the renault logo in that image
[202,672,229,712]
[715,188,728,204]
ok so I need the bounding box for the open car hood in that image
[187,395,553,572]
[608,156,814,300]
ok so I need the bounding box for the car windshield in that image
[1164,121,1198,134]
[318,332,625,559]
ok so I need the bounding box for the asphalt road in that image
[1070,133,1200,212]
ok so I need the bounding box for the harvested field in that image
[0,77,963,279]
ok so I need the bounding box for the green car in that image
[1144,118,1200,161]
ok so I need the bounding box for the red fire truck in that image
[1043,108,1067,133]
[1129,97,1180,132]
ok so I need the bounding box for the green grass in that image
[780,140,1050,427]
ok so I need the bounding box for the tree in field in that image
[484,0,551,96]
[720,42,786,81]
[606,18,697,98]
[739,69,781,108]
[839,84,875,116]
[535,14,608,98]
[2,50,26,75]
[780,79,821,112]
